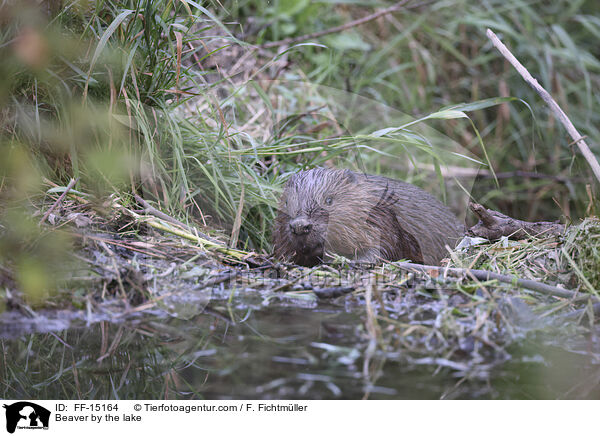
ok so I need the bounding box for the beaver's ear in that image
[342,169,357,184]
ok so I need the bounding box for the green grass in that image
[225,0,600,220]
[1,0,599,293]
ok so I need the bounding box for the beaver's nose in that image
[289,217,313,235]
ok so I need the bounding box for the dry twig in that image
[40,178,78,226]
[486,29,600,184]
[134,194,219,243]
[261,1,411,49]
[394,261,591,302]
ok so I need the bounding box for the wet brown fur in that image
[273,168,463,266]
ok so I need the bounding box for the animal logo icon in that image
[3,402,50,433]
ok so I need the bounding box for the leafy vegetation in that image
[3,0,598,295]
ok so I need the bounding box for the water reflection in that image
[1,303,599,399]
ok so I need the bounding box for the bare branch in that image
[39,177,78,226]
[467,202,565,240]
[395,261,589,302]
[261,1,411,49]
[486,28,600,184]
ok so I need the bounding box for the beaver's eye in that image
[325,196,333,205]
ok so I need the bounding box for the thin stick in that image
[486,29,600,184]
[134,194,218,243]
[261,1,410,49]
[145,217,247,259]
[394,261,595,302]
[120,203,248,260]
[39,177,79,226]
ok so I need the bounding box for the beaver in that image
[273,167,463,266]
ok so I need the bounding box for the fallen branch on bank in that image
[467,202,565,240]
[393,261,592,302]
[119,201,249,261]
[133,194,219,244]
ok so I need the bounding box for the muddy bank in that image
[1,195,599,399]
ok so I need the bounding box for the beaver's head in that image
[273,168,379,266]
[273,168,426,266]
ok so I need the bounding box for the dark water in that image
[1,296,599,400]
